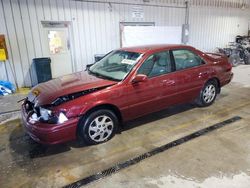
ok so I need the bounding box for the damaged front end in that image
[23,85,113,125]
[24,100,68,124]
[51,86,108,106]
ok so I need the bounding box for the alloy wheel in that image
[203,84,216,104]
[88,115,114,142]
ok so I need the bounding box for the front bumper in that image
[21,105,79,145]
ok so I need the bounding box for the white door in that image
[43,27,72,78]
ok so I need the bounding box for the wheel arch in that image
[83,103,123,123]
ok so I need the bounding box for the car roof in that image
[120,44,195,54]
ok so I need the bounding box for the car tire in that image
[78,109,118,145]
[196,80,218,107]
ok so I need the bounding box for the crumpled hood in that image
[28,71,117,105]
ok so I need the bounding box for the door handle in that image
[162,79,175,86]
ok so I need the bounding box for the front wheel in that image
[196,80,218,107]
[78,109,118,145]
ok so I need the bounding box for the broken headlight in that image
[58,112,68,124]
[38,107,68,124]
[39,107,52,121]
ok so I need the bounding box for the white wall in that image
[0,0,249,87]
[189,6,250,52]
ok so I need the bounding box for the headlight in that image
[39,107,68,124]
[58,112,68,123]
[28,112,39,124]
[39,107,52,121]
[34,106,69,124]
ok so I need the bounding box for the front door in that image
[43,26,72,78]
[126,51,175,120]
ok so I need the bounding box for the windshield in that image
[89,50,142,81]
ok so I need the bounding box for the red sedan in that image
[21,44,233,145]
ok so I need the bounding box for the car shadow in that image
[120,103,196,132]
[9,126,85,160]
[8,103,196,162]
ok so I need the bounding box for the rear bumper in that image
[21,105,79,145]
[227,72,234,84]
[221,72,233,87]
[230,72,233,82]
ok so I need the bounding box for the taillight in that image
[225,59,232,72]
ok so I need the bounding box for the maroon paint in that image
[21,45,233,144]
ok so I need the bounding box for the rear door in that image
[170,49,209,102]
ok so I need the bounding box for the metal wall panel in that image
[0,0,249,87]
[189,6,250,51]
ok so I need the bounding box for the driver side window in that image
[137,51,172,78]
[172,49,204,71]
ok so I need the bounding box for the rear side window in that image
[172,49,204,71]
[137,51,172,78]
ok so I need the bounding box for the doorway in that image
[42,21,73,78]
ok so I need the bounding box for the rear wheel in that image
[78,109,118,145]
[196,80,218,107]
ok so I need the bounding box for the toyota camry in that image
[21,44,233,145]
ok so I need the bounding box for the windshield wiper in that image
[88,69,120,82]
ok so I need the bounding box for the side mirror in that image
[86,63,94,71]
[132,74,148,84]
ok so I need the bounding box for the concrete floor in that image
[0,65,250,188]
